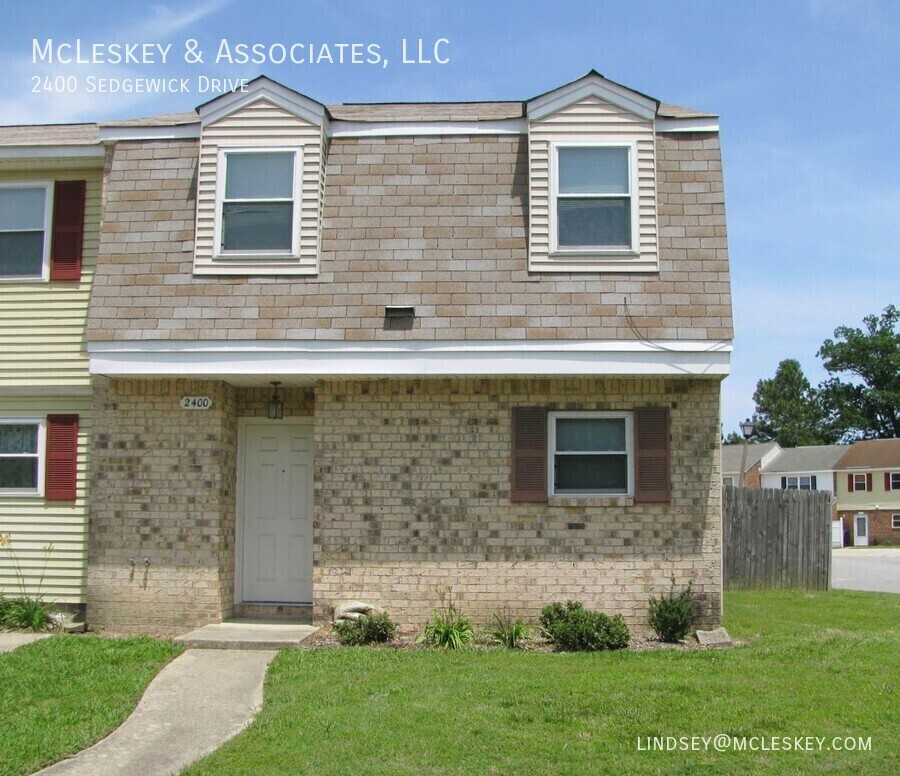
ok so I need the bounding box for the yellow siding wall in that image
[835,471,900,510]
[194,98,324,275]
[0,397,91,603]
[0,164,99,604]
[0,167,100,388]
[528,95,658,272]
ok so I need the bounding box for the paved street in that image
[832,548,900,594]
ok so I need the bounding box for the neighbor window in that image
[0,420,43,494]
[549,411,632,496]
[892,515,900,529]
[785,476,814,491]
[0,184,51,279]
[890,472,900,490]
[723,476,734,486]
[853,473,868,491]
[216,149,299,255]
[553,145,634,251]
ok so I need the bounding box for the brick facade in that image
[87,375,723,630]
[86,134,731,344]
[838,510,900,547]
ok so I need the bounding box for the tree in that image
[750,359,836,447]
[817,305,900,440]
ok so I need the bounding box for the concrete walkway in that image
[174,619,318,649]
[35,649,276,776]
[0,632,50,652]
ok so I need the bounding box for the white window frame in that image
[0,181,53,282]
[889,472,900,491]
[892,514,900,530]
[785,475,813,491]
[853,473,868,491]
[213,147,302,259]
[0,418,46,497]
[548,410,633,497]
[548,140,639,256]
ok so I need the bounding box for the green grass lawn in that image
[184,590,899,776]
[0,635,181,776]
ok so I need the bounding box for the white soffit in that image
[197,78,326,127]
[527,75,658,122]
[0,144,105,160]
[89,339,732,378]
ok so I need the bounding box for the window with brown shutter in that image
[50,180,86,281]
[866,472,873,492]
[511,407,547,502]
[848,473,855,492]
[45,414,78,501]
[634,406,670,503]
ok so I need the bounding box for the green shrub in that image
[418,596,474,650]
[488,611,530,649]
[333,612,397,646]
[648,578,695,643]
[540,600,630,651]
[0,595,52,631]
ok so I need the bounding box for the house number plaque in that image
[180,396,213,410]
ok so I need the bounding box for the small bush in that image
[648,578,695,643]
[0,596,52,631]
[488,611,529,649]
[418,595,474,650]
[333,612,397,646]
[540,600,630,651]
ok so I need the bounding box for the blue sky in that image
[3,0,898,434]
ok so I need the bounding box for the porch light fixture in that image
[267,381,284,420]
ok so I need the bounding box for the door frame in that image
[853,512,869,547]
[234,416,314,606]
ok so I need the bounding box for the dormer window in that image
[215,148,301,257]
[551,143,638,254]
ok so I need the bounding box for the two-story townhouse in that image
[79,71,732,632]
[759,445,848,494]
[0,124,103,613]
[834,438,900,546]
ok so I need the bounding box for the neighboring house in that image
[6,71,735,631]
[721,442,781,488]
[759,445,848,494]
[0,124,103,610]
[834,439,900,547]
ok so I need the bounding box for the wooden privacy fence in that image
[723,487,832,590]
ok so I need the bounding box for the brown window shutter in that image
[46,414,79,501]
[847,473,854,492]
[885,473,892,491]
[866,473,873,492]
[511,407,547,502]
[634,406,671,503]
[50,180,86,281]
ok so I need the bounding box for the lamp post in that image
[738,418,755,487]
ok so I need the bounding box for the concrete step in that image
[173,620,319,650]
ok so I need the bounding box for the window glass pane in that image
[222,202,292,251]
[558,198,630,247]
[555,454,628,493]
[891,473,900,489]
[556,418,625,452]
[558,147,628,194]
[0,424,38,454]
[225,153,294,199]
[0,458,38,489]
[0,233,45,276]
[0,188,45,231]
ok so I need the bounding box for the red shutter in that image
[634,406,671,503]
[847,473,854,492]
[885,473,892,491]
[511,407,547,502]
[45,414,79,501]
[50,180,86,281]
[866,473,873,492]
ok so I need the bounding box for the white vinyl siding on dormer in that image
[194,98,323,276]
[528,95,657,273]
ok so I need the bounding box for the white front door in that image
[853,513,869,547]
[239,421,313,603]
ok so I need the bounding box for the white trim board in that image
[89,339,732,378]
[0,145,105,160]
